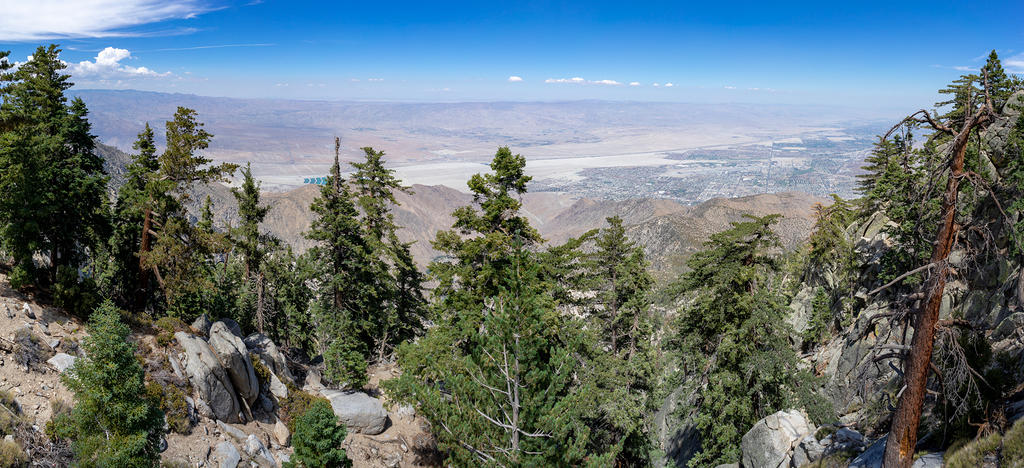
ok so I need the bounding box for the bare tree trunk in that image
[883,101,992,467]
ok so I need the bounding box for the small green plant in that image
[250,353,271,384]
[7,265,31,291]
[145,382,191,434]
[284,399,351,468]
[279,385,329,434]
[153,316,187,347]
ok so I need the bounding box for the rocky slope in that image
[0,271,436,468]
[662,91,1024,468]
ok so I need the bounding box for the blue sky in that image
[2,0,1022,109]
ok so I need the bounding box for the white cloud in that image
[1006,54,1024,73]
[652,83,660,87]
[367,78,384,82]
[507,75,523,82]
[544,77,621,85]
[629,82,640,86]
[69,47,170,78]
[546,77,586,84]
[953,66,973,71]
[664,82,674,87]
[0,0,212,41]
[724,85,736,89]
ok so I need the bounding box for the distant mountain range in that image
[96,128,825,280]
[73,89,892,196]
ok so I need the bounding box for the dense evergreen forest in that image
[1,45,1023,467]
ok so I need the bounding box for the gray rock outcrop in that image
[244,434,276,467]
[47,353,77,373]
[175,331,241,423]
[214,441,240,468]
[208,322,259,405]
[321,389,389,435]
[740,409,813,468]
[244,333,294,383]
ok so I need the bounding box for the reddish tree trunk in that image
[883,111,987,467]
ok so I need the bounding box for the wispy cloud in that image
[367,78,384,82]
[507,75,523,82]
[148,43,275,52]
[69,47,171,78]
[546,77,586,84]
[664,82,674,87]
[545,77,621,85]
[629,82,640,86]
[724,85,736,89]
[1006,54,1024,74]
[0,0,214,41]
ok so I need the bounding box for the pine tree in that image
[52,301,165,467]
[231,163,278,334]
[101,124,159,306]
[389,150,642,466]
[388,241,589,466]
[669,215,829,467]
[0,45,108,290]
[139,107,236,318]
[263,246,315,351]
[348,146,426,360]
[430,146,542,343]
[305,138,373,388]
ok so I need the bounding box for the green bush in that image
[279,385,329,434]
[7,265,31,291]
[323,338,367,390]
[284,400,351,468]
[145,382,191,435]
[153,316,187,347]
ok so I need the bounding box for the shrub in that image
[7,265,31,291]
[12,327,48,372]
[279,385,329,434]
[0,390,24,436]
[323,338,366,390]
[0,439,27,468]
[145,382,191,435]
[53,265,100,318]
[153,317,187,347]
[284,400,351,468]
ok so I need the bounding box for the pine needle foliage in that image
[668,215,831,467]
[54,301,164,467]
